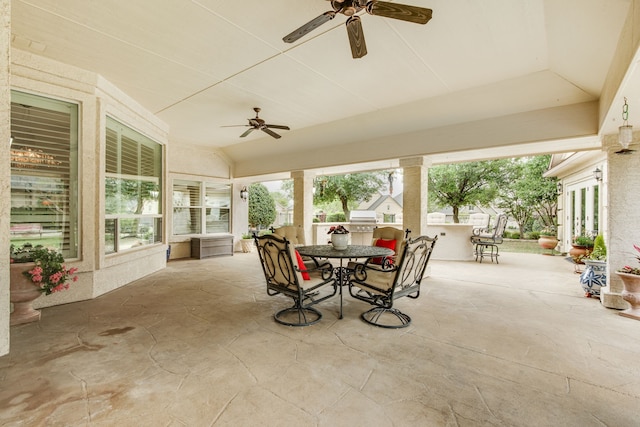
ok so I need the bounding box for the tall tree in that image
[314,172,387,220]
[248,183,276,229]
[496,155,558,236]
[428,160,508,223]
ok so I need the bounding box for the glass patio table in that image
[296,244,394,319]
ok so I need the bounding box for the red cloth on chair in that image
[294,250,310,280]
[371,239,396,265]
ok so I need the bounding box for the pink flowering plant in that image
[618,244,640,275]
[10,243,79,295]
[327,225,350,235]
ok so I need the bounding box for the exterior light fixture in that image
[10,135,14,145]
[617,97,635,154]
[240,186,248,202]
[556,181,563,195]
[593,167,602,182]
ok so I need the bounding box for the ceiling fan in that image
[283,0,433,59]
[224,107,290,139]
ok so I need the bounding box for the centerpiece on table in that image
[616,244,640,320]
[10,243,79,325]
[327,225,350,250]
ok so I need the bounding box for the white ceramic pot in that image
[331,233,349,250]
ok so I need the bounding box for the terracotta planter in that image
[569,245,592,264]
[10,263,42,326]
[537,236,558,251]
[616,272,640,321]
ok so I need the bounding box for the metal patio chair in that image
[254,233,336,326]
[470,213,508,263]
[348,234,437,328]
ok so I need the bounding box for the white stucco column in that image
[291,170,315,245]
[602,132,640,309]
[0,0,11,356]
[400,156,431,237]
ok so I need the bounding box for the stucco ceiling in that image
[10,0,640,177]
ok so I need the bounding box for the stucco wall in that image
[0,0,11,356]
[602,131,640,309]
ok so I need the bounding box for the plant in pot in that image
[615,244,640,320]
[240,233,254,253]
[327,225,350,250]
[10,243,79,325]
[537,228,558,254]
[579,234,606,298]
[569,235,594,265]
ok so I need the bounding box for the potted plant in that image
[327,225,350,250]
[9,243,79,325]
[569,235,595,264]
[537,228,558,253]
[240,233,254,253]
[579,234,606,298]
[615,244,640,320]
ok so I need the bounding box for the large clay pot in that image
[569,245,592,264]
[331,233,349,250]
[616,271,640,321]
[537,236,558,252]
[10,262,42,326]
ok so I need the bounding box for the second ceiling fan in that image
[283,0,433,59]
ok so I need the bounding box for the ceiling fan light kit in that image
[283,0,433,59]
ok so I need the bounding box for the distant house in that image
[358,192,403,224]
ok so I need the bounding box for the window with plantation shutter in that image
[10,91,79,259]
[172,180,230,235]
[105,117,163,253]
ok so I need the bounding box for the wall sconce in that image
[556,181,563,195]
[10,135,14,145]
[239,186,248,202]
[593,167,602,182]
[617,97,635,154]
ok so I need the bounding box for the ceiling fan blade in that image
[366,1,432,25]
[346,16,367,59]
[261,127,282,139]
[265,124,290,130]
[221,125,250,128]
[283,11,336,43]
[240,128,255,138]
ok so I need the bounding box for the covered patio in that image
[2,252,639,426]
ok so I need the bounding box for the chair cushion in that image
[371,238,396,265]
[294,250,310,280]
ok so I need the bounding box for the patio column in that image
[602,132,640,309]
[291,170,315,245]
[400,156,431,237]
[0,0,10,356]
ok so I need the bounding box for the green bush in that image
[505,231,520,239]
[528,231,540,240]
[327,213,346,222]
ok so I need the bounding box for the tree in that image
[248,183,275,229]
[496,155,558,237]
[313,172,387,220]
[428,160,508,223]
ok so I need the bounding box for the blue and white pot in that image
[579,259,607,297]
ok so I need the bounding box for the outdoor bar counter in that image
[426,223,474,261]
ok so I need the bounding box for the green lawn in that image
[500,238,561,255]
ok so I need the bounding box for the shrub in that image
[528,231,541,240]
[327,213,346,222]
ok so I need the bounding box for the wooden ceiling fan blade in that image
[240,128,255,138]
[261,128,282,139]
[346,16,367,59]
[366,1,432,25]
[265,124,290,130]
[283,11,336,43]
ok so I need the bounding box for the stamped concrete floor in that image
[1,251,639,426]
